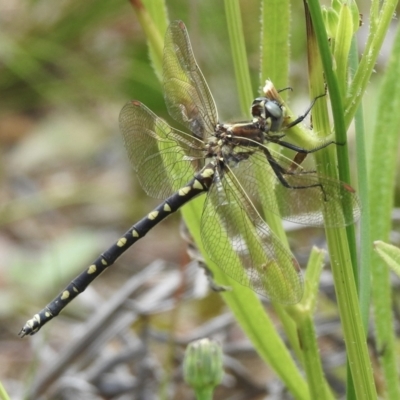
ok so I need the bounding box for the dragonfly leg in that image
[271,137,335,154]
[264,149,328,201]
[284,92,326,129]
[277,86,293,94]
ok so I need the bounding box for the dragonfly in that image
[19,20,360,337]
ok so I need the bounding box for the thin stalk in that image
[349,36,371,333]
[304,1,376,399]
[288,248,335,400]
[344,0,399,128]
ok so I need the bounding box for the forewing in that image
[201,167,303,303]
[163,20,218,140]
[119,100,204,198]
[232,149,360,227]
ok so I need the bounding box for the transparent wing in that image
[163,20,218,140]
[119,100,205,198]
[231,149,360,227]
[201,166,303,304]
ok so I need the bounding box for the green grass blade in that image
[224,0,254,115]
[260,0,290,91]
[374,241,400,277]
[333,3,353,98]
[131,0,166,79]
[368,22,400,399]
[344,0,399,128]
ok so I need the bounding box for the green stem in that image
[194,387,213,400]
[289,248,335,400]
[304,2,376,399]
[349,36,371,333]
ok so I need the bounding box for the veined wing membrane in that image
[201,165,303,304]
[163,20,218,140]
[120,100,204,199]
[231,149,360,227]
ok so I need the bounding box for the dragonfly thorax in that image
[202,122,267,167]
[214,122,265,146]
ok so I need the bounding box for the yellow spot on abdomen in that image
[61,291,70,300]
[192,179,203,190]
[179,186,191,196]
[101,259,108,266]
[148,211,159,220]
[132,229,139,237]
[163,203,172,212]
[201,168,214,178]
[117,237,127,247]
[88,264,97,274]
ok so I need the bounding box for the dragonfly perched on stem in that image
[19,20,360,337]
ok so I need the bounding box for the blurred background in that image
[0,0,396,399]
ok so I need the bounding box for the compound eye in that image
[251,97,267,117]
[265,100,282,119]
[252,97,266,104]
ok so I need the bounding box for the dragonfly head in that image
[251,97,284,133]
